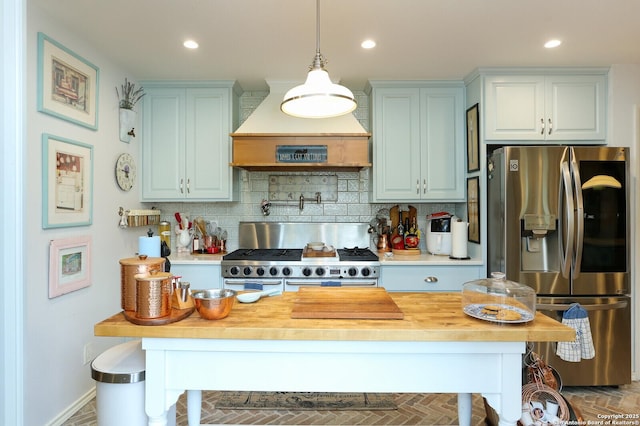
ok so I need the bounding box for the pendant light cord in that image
[312,0,323,70]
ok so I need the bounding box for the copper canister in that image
[134,272,173,319]
[119,256,165,312]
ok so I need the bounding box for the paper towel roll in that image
[138,236,160,257]
[451,220,468,259]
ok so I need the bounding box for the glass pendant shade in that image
[281,68,357,118]
[280,0,357,119]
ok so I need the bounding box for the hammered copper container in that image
[134,272,173,319]
[119,256,165,312]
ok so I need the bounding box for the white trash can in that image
[91,340,176,426]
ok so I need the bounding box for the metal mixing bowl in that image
[192,289,237,320]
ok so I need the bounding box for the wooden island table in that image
[94,291,574,426]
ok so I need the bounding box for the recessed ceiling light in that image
[361,39,376,49]
[544,39,562,49]
[183,40,199,49]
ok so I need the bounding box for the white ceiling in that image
[32,0,640,91]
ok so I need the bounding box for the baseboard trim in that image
[46,386,96,426]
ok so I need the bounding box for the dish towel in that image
[556,303,595,362]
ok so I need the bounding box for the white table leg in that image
[187,390,202,426]
[497,351,522,426]
[457,393,472,426]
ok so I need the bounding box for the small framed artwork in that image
[466,103,480,173]
[467,176,480,243]
[49,236,92,298]
[37,32,99,130]
[42,134,93,229]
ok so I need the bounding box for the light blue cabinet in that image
[141,81,240,201]
[368,82,465,202]
[170,263,221,290]
[381,264,482,292]
[483,72,607,142]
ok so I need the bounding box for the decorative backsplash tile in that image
[268,175,338,202]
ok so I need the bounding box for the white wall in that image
[25,4,145,424]
[608,64,640,380]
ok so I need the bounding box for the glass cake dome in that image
[461,272,536,323]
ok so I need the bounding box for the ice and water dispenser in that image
[520,214,559,272]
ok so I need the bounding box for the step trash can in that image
[91,340,176,426]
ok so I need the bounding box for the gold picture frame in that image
[467,176,480,243]
[466,103,480,173]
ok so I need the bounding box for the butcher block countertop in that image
[95,291,574,343]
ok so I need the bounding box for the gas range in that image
[221,247,380,280]
[221,222,380,291]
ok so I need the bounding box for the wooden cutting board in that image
[291,287,404,320]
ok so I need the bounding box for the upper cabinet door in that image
[484,76,545,140]
[185,88,232,199]
[545,75,606,141]
[420,87,465,200]
[372,87,422,201]
[484,73,607,143]
[141,87,186,199]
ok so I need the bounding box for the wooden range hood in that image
[230,81,371,171]
[230,133,371,171]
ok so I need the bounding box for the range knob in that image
[315,267,325,276]
[256,267,265,276]
[302,267,312,277]
[361,267,371,277]
[282,267,292,276]
[348,267,358,277]
[269,266,279,276]
[243,266,252,276]
[229,266,240,276]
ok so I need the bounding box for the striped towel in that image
[556,303,595,362]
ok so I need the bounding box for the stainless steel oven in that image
[221,223,380,292]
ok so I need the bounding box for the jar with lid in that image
[461,272,536,323]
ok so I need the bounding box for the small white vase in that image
[119,108,137,143]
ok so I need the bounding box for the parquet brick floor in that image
[64,382,639,426]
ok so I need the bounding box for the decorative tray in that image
[463,303,534,324]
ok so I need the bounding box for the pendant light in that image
[281,0,357,119]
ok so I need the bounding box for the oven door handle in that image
[223,279,283,286]
[285,280,378,287]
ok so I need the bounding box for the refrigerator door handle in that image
[559,160,574,279]
[570,149,585,279]
[537,301,628,312]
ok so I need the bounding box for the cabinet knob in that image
[180,178,184,194]
[540,118,545,135]
[423,179,426,194]
[424,276,438,283]
[548,118,553,135]
[187,178,190,194]
[416,179,420,194]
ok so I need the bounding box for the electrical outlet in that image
[83,342,94,365]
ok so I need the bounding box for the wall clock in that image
[115,153,136,191]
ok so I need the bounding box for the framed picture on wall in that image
[466,103,480,173]
[467,176,480,243]
[42,134,93,229]
[37,32,99,130]
[49,236,92,298]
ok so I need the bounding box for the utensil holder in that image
[171,292,194,310]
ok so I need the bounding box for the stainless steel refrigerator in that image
[487,146,631,386]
